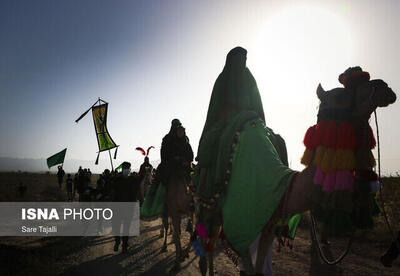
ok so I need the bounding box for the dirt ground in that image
[0,172,399,275]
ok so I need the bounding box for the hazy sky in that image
[1,0,399,174]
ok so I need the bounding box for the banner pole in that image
[108,149,114,171]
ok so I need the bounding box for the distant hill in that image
[0,157,160,174]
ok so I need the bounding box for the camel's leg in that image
[199,253,207,276]
[172,214,183,263]
[208,250,215,276]
[206,228,220,276]
[182,221,194,259]
[161,212,168,252]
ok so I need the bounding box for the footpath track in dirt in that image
[58,218,238,276]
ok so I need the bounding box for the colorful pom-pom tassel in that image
[313,146,326,166]
[301,148,313,166]
[322,173,336,193]
[336,122,347,149]
[314,166,325,185]
[333,149,355,171]
[335,171,354,191]
[303,125,316,149]
[313,120,327,146]
[336,121,355,149]
[322,121,337,148]
[321,148,336,173]
[343,150,355,170]
[343,122,356,149]
[332,149,342,171]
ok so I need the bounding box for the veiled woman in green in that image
[196,47,295,254]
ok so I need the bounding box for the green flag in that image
[47,148,67,169]
[115,163,123,172]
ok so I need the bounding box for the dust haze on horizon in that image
[0,0,399,175]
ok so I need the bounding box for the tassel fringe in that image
[301,148,313,165]
[320,148,336,173]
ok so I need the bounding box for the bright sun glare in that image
[252,5,354,100]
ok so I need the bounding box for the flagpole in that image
[108,149,114,171]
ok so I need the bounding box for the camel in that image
[197,77,396,276]
[160,165,195,270]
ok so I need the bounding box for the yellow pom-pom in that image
[332,149,342,170]
[333,149,355,171]
[320,148,336,173]
[313,146,326,167]
[343,150,355,170]
[300,149,313,166]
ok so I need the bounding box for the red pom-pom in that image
[303,125,316,149]
[344,122,355,149]
[313,120,326,147]
[337,121,355,149]
[336,122,347,149]
[369,126,376,149]
[322,121,337,148]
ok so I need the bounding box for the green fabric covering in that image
[219,118,295,253]
[140,182,166,218]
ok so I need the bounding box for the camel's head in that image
[316,79,396,120]
[354,79,396,115]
